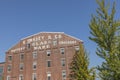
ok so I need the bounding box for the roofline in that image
[64,33,83,42]
[21,32,83,42]
[0,62,5,64]
[6,32,83,52]
[6,41,20,52]
[21,32,64,40]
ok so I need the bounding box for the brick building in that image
[4,32,82,80]
[0,62,5,80]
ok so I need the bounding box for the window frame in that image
[7,75,11,80]
[27,43,31,49]
[7,64,12,72]
[19,63,24,71]
[62,70,66,80]
[60,48,65,54]
[32,73,37,80]
[47,60,51,67]
[33,51,37,59]
[8,55,12,61]
[20,53,24,61]
[61,58,65,67]
[19,74,24,80]
[33,62,37,70]
[47,72,51,80]
[47,50,51,56]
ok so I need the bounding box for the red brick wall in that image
[4,32,82,80]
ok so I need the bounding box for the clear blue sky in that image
[0,0,120,68]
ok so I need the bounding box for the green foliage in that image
[89,0,120,79]
[69,44,96,80]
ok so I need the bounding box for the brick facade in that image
[4,32,82,80]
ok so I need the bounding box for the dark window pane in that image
[48,76,50,80]
[7,65,11,72]
[27,43,31,49]
[61,59,65,66]
[20,54,24,60]
[8,56,12,61]
[47,61,51,67]
[60,48,65,54]
[47,50,51,56]
[20,63,24,70]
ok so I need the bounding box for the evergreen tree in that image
[69,44,95,80]
[89,0,120,79]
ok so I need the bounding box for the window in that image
[47,50,51,56]
[32,73,37,80]
[60,48,65,54]
[7,75,11,80]
[7,65,11,72]
[19,74,23,80]
[20,63,24,71]
[8,55,12,61]
[33,51,37,59]
[27,43,31,49]
[33,62,37,70]
[75,46,79,52]
[47,73,51,80]
[61,59,65,66]
[20,53,24,61]
[47,61,51,67]
[62,70,66,80]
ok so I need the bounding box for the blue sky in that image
[0,0,120,68]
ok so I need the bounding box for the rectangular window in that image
[20,53,24,61]
[27,43,31,49]
[62,70,66,80]
[20,63,24,71]
[7,65,12,72]
[48,76,50,80]
[47,50,51,56]
[32,73,37,80]
[7,75,11,80]
[33,51,37,59]
[8,55,12,61]
[61,59,65,67]
[47,73,51,80]
[33,62,37,70]
[60,48,65,54]
[47,61,51,67]
[19,74,23,80]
